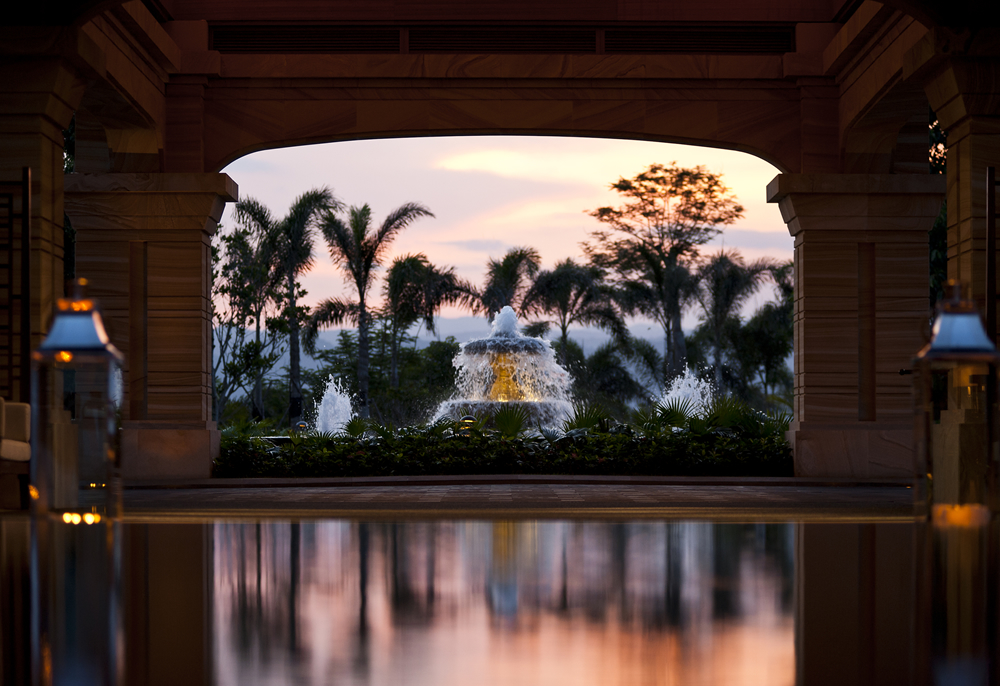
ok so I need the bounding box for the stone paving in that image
[123,482,915,522]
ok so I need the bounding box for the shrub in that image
[214,411,792,479]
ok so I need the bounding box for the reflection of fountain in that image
[316,376,355,433]
[436,307,572,426]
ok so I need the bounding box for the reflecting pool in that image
[1,517,997,686]
[214,521,794,686]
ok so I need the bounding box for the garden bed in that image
[214,423,792,479]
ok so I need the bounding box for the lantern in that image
[30,279,124,516]
[913,282,1000,516]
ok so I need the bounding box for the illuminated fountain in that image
[436,306,572,426]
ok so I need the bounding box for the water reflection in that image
[213,521,796,686]
[7,517,992,685]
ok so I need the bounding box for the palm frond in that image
[492,404,531,438]
[303,298,359,354]
[656,396,696,427]
[563,401,613,432]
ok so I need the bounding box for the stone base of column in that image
[120,421,219,480]
[789,421,913,478]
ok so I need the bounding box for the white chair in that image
[0,397,30,462]
[0,397,30,509]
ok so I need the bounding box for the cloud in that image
[439,239,511,253]
[221,135,791,313]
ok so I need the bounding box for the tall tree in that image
[584,163,743,383]
[310,202,434,418]
[212,219,286,422]
[694,249,774,388]
[521,258,628,366]
[235,189,338,425]
[383,253,469,388]
[474,247,541,320]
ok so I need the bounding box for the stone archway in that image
[6,2,995,478]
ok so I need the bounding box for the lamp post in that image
[29,279,125,686]
[913,282,1000,684]
[30,279,124,517]
[913,282,1000,516]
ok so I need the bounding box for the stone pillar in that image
[921,56,1000,330]
[0,43,91,399]
[65,172,238,479]
[767,174,944,477]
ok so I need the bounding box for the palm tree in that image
[695,249,774,389]
[610,244,699,386]
[521,258,628,366]
[310,202,434,418]
[234,188,338,424]
[383,253,469,388]
[474,247,541,320]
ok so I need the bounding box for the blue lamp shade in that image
[30,280,124,515]
[913,283,1000,516]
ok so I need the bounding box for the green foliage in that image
[493,404,531,437]
[343,417,369,438]
[554,339,647,421]
[303,322,460,427]
[563,402,614,432]
[214,411,793,479]
[656,396,696,428]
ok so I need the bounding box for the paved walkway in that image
[123,479,915,522]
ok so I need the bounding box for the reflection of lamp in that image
[913,282,1000,516]
[31,279,124,516]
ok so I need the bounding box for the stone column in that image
[921,55,1000,331]
[65,172,238,479]
[0,39,92,399]
[767,174,944,477]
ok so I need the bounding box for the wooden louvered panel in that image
[605,27,794,54]
[211,26,400,53]
[209,23,793,55]
[409,27,595,53]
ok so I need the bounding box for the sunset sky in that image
[219,135,793,334]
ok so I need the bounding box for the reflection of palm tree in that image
[289,522,300,653]
[308,203,434,418]
[383,254,470,388]
[235,189,338,424]
[521,259,628,367]
[695,250,774,389]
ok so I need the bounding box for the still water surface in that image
[213,521,795,686]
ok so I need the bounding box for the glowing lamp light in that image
[31,279,124,517]
[913,282,1000,515]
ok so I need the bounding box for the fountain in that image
[316,375,355,434]
[659,367,715,413]
[436,306,573,426]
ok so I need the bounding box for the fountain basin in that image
[435,306,573,426]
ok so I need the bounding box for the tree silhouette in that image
[521,258,628,367]
[234,189,337,424]
[383,253,469,388]
[694,249,774,389]
[309,202,434,418]
[212,219,286,421]
[473,247,541,320]
[584,163,743,384]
